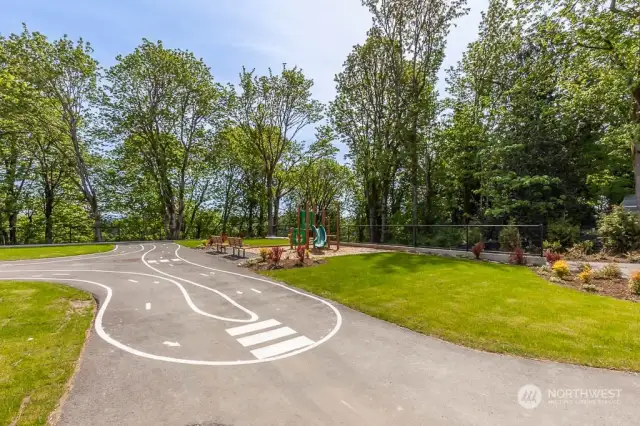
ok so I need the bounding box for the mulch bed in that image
[243,256,327,272]
[533,267,640,302]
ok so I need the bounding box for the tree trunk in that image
[44,190,54,244]
[266,172,275,237]
[247,202,255,237]
[273,196,281,236]
[632,88,640,210]
[258,201,265,237]
[8,213,17,245]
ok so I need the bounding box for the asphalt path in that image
[1,243,638,425]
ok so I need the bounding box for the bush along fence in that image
[337,224,545,257]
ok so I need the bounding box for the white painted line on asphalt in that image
[153,281,160,284]
[171,258,180,262]
[146,302,151,310]
[52,273,69,276]
[140,246,259,323]
[163,341,181,347]
[210,272,215,275]
[148,260,158,264]
[341,400,358,413]
[237,327,297,347]
[251,336,315,359]
[128,279,138,283]
[200,273,208,277]
[160,259,170,263]
[31,274,43,278]
[251,288,262,294]
[226,319,281,336]
[237,291,243,294]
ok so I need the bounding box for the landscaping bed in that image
[263,252,640,371]
[0,281,94,425]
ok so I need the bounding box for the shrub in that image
[596,264,622,279]
[578,269,593,284]
[598,206,640,254]
[268,246,285,266]
[577,262,592,273]
[499,223,521,252]
[629,272,640,295]
[547,219,580,249]
[295,245,306,265]
[467,226,484,247]
[583,284,598,293]
[543,240,563,253]
[544,251,563,266]
[566,241,594,259]
[509,247,526,265]
[471,242,485,259]
[259,248,270,262]
[200,239,208,247]
[552,260,570,279]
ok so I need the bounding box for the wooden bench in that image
[209,235,227,253]
[228,237,245,258]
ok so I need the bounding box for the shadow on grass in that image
[358,251,516,275]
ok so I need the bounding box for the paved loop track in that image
[0,243,638,425]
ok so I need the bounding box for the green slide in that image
[312,225,327,249]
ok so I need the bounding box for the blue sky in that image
[2,0,489,148]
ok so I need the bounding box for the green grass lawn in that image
[0,281,94,425]
[264,252,640,371]
[177,239,289,248]
[0,245,114,261]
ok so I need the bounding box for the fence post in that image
[466,226,470,251]
[412,225,417,247]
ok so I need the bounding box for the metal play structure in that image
[289,203,340,251]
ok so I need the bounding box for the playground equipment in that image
[290,202,340,251]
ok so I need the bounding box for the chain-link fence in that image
[338,224,544,256]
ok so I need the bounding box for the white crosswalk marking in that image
[250,336,315,359]
[148,260,158,264]
[251,288,262,294]
[225,319,281,337]
[171,258,180,262]
[237,327,297,347]
[159,259,169,263]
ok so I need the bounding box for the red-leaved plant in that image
[269,247,285,267]
[510,247,527,265]
[471,242,485,259]
[295,245,306,265]
[544,251,563,266]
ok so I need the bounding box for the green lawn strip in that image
[177,239,289,249]
[0,281,94,426]
[263,252,640,372]
[0,245,114,261]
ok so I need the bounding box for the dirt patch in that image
[565,251,640,264]
[70,300,92,313]
[533,266,640,302]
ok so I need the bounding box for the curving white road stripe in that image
[0,268,253,324]
[0,274,334,366]
[141,245,258,323]
[171,243,343,361]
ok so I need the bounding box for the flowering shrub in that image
[596,264,622,279]
[269,247,285,266]
[509,247,526,265]
[471,242,485,259]
[578,269,593,284]
[552,260,570,279]
[629,272,640,295]
[259,248,270,262]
